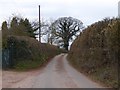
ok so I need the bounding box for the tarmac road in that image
[2,54,104,88]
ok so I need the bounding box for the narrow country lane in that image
[2,54,104,88]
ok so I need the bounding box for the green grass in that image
[15,60,41,71]
[14,56,47,71]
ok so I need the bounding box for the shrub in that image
[68,18,119,88]
[3,36,63,70]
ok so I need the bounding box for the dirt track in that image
[2,54,104,88]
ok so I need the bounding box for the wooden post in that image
[39,5,41,42]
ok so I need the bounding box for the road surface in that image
[2,54,104,88]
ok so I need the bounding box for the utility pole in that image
[118,1,120,18]
[39,5,41,42]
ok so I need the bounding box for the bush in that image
[68,18,119,88]
[3,36,63,70]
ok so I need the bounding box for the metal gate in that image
[0,50,2,69]
[2,45,14,69]
[2,49,10,69]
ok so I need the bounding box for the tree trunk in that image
[64,40,69,51]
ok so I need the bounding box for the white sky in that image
[0,0,119,27]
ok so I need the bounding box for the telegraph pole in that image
[39,5,41,42]
[118,1,120,18]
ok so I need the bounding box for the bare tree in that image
[50,17,83,50]
[31,20,50,41]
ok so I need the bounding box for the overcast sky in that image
[0,0,119,27]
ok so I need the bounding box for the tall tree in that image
[9,16,37,38]
[2,21,9,38]
[31,19,55,43]
[2,21,8,31]
[10,17,18,30]
[9,17,20,35]
[50,17,83,50]
[23,18,36,38]
[1,21,9,48]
